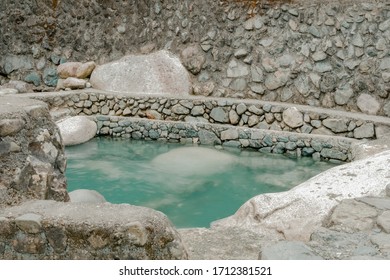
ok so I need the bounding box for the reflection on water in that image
[65,137,339,228]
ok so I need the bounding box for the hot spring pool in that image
[65,137,338,228]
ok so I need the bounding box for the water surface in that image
[65,137,338,228]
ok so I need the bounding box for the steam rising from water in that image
[65,138,338,227]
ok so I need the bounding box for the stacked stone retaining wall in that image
[1,0,390,117]
[93,115,356,162]
[28,90,390,141]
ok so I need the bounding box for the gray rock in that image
[15,213,42,234]
[357,94,380,115]
[236,103,247,115]
[386,184,390,197]
[356,197,390,211]
[379,57,390,70]
[334,86,354,105]
[2,80,34,93]
[230,78,247,91]
[172,104,190,115]
[221,129,238,140]
[281,87,293,102]
[377,211,390,233]
[191,106,205,116]
[248,115,260,127]
[251,65,264,82]
[328,199,377,232]
[383,101,390,117]
[43,66,59,87]
[321,148,347,161]
[264,70,289,90]
[0,118,25,137]
[90,51,191,96]
[227,59,249,78]
[1,200,188,260]
[57,116,97,146]
[283,107,303,128]
[354,123,375,139]
[370,233,390,252]
[260,241,323,260]
[181,45,206,75]
[352,33,364,47]
[198,130,221,145]
[314,62,332,73]
[249,83,264,94]
[248,105,263,115]
[312,51,327,62]
[24,72,41,86]
[210,107,229,123]
[322,118,348,133]
[0,55,33,75]
[229,110,240,125]
[62,77,87,89]
[69,189,107,203]
[0,88,18,95]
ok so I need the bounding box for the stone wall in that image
[93,115,356,162]
[0,200,188,260]
[0,96,68,206]
[29,90,390,141]
[1,0,390,116]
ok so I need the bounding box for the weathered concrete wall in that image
[0,200,188,260]
[1,0,390,116]
[0,96,68,206]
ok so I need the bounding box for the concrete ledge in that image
[0,200,188,260]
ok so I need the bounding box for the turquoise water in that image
[65,137,338,228]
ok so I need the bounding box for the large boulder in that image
[57,116,97,146]
[0,96,68,205]
[213,150,390,242]
[90,50,191,96]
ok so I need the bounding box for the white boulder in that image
[90,50,191,96]
[56,116,97,146]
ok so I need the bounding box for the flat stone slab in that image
[260,241,323,260]
[0,200,187,260]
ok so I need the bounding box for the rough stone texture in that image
[1,0,390,116]
[377,211,390,234]
[213,150,390,242]
[90,51,191,96]
[282,107,303,128]
[0,200,188,260]
[322,119,348,133]
[354,123,375,139]
[21,90,390,142]
[56,116,97,146]
[0,96,68,206]
[357,94,381,115]
[62,77,87,90]
[327,199,378,232]
[259,241,323,260]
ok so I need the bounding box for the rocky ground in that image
[180,139,390,260]
[179,188,390,260]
